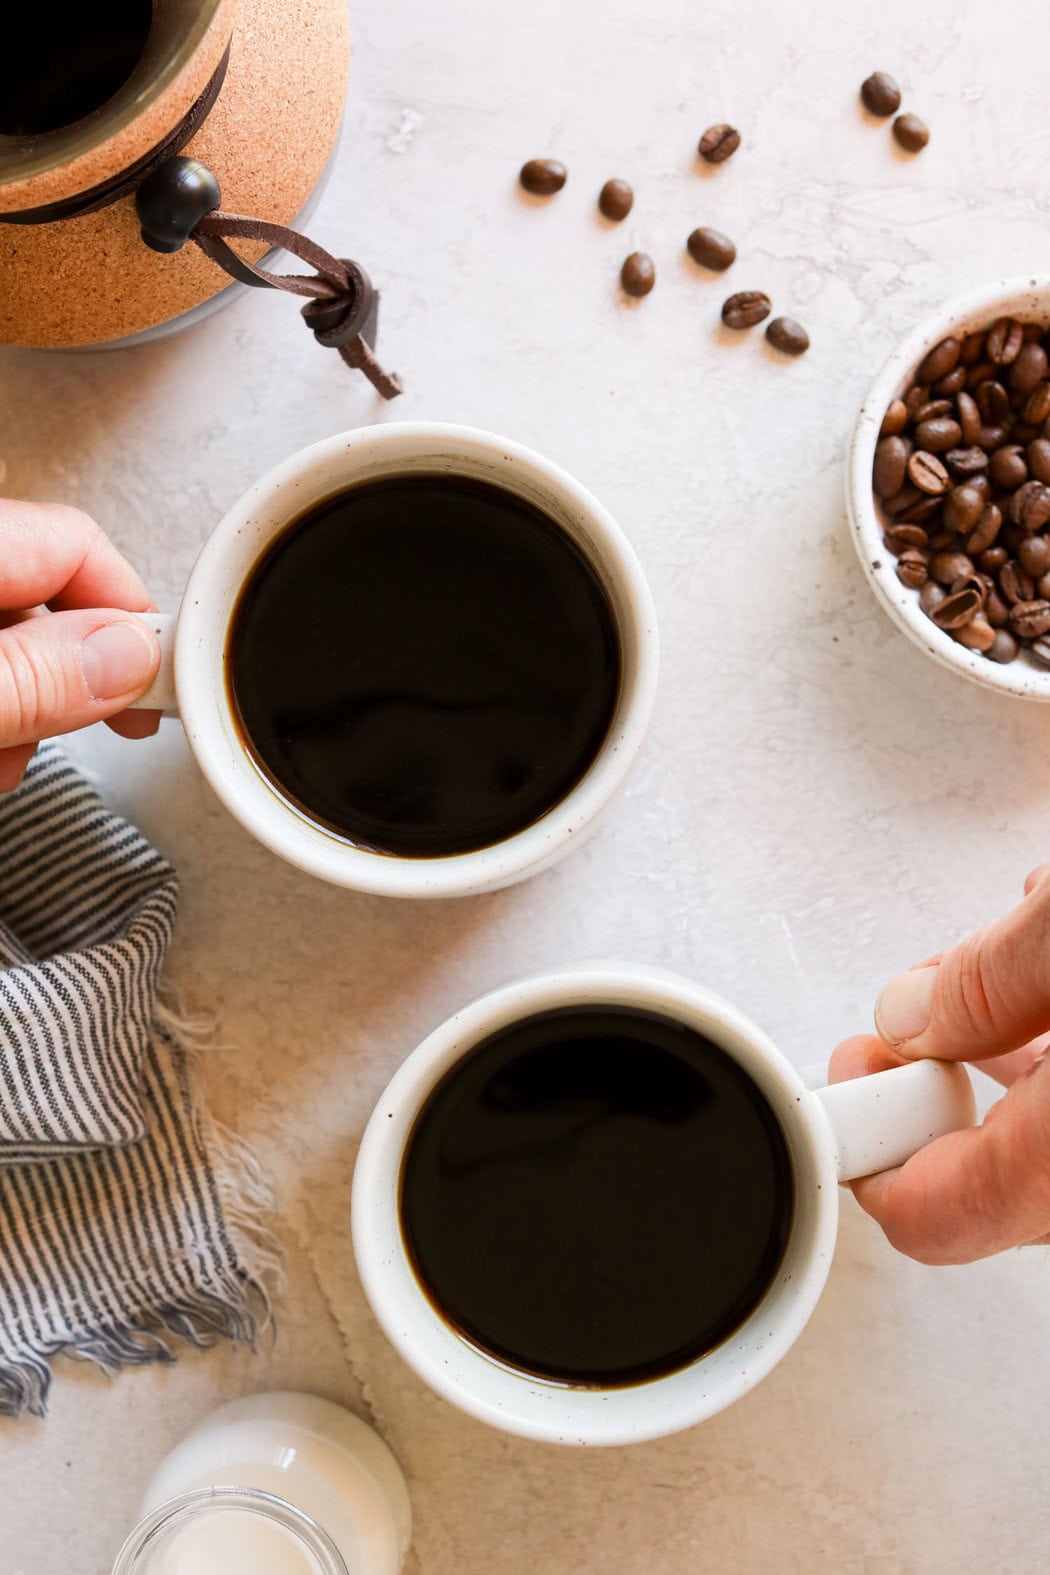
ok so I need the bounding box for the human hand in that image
[830,865,1050,1264]
[0,497,161,791]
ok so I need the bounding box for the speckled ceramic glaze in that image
[0,0,350,347]
[847,276,1050,701]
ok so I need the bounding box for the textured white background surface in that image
[3,0,1050,1569]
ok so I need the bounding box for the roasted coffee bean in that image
[1002,523,1027,554]
[1008,479,1042,524]
[1025,382,1050,424]
[721,290,770,328]
[908,451,951,494]
[942,483,984,532]
[920,581,947,615]
[914,399,953,423]
[955,615,996,651]
[621,252,656,297]
[966,359,996,390]
[883,484,923,515]
[915,417,961,452]
[935,366,967,396]
[896,550,928,588]
[969,473,993,500]
[899,494,942,524]
[985,590,1009,628]
[930,549,973,585]
[976,380,1009,422]
[979,545,1008,573]
[686,226,736,270]
[950,572,989,604]
[999,560,1035,604]
[1031,637,1050,666]
[916,337,961,385]
[1024,486,1050,532]
[1009,600,1050,638]
[1010,342,1048,392]
[956,391,982,445]
[986,317,1024,366]
[925,579,950,614]
[944,446,988,477]
[927,528,954,550]
[1027,439,1050,484]
[1018,535,1050,578]
[1038,571,1050,600]
[598,179,633,221]
[765,317,810,356]
[989,445,1027,491]
[905,385,930,419]
[965,503,1003,557]
[860,71,901,116]
[988,629,1020,663]
[961,331,986,366]
[931,587,980,629]
[699,124,740,163]
[884,524,929,552]
[520,158,567,195]
[893,113,929,152]
[978,424,1007,451]
[880,398,909,437]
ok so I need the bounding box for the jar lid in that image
[112,1486,350,1575]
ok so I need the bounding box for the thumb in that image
[0,611,160,748]
[874,874,1050,1063]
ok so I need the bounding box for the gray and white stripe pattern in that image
[0,745,275,1417]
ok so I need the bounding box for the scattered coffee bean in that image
[721,290,771,329]
[931,587,980,629]
[976,379,1010,422]
[860,71,901,117]
[1030,636,1050,665]
[943,483,984,532]
[599,179,633,221]
[698,124,740,163]
[520,158,567,196]
[687,226,736,271]
[1009,600,1050,639]
[930,549,973,585]
[908,451,951,495]
[956,391,981,445]
[916,337,961,385]
[892,113,929,153]
[896,550,928,588]
[765,317,809,356]
[989,445,1027,491]
[935,366,967,396]
[965,503,1003,557]
[988,629,1020,663]
[621,252,656,297]
[986,318,1023,365]
[985,589,1009,627]
[945,446,988,477]
[999,560,1035,604]
[1025,383,1050,425]
[880,398,909,437]
[979,546,1009,573]
[914,399,953,423]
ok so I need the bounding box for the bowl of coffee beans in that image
[848,277,1050,700]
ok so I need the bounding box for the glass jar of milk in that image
[112,1392,411,1575]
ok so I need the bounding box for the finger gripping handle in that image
[814,1059,977,1183]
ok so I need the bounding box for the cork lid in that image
[0,0,236,212]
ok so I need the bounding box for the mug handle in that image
[812,1059,977,1182]
[128,612,178,712]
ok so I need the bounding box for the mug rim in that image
[172,424,659,897]
[350,963,840,1446]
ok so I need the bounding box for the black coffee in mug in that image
[227,474,621,857]
[399,1007,795,1387]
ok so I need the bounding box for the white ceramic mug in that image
[133,423,659,898]
[351,964,976,1447]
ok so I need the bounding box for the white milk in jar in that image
[112,1393,411,1575]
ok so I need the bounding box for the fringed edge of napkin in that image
[0,999,284,1419]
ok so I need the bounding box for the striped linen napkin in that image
[0,743,278,1416]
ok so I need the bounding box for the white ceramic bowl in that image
[847,275,1050,701]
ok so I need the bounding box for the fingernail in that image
[875,966,937,1046]
[81,622,156,701]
